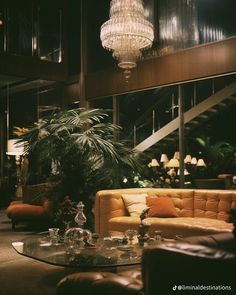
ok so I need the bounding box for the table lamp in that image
[6,139,25,198]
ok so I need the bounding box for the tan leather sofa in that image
[94,188,236,237]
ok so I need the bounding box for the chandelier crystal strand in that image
[100,0,154,81]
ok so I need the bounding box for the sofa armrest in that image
[94,190,127,235]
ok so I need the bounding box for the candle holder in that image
[137,223,150,246]
[137,207,150,246]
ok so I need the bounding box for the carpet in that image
[0,210,67,295]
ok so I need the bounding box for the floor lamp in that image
[6,139,24,198]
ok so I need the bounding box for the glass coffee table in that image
[12,231,146,269]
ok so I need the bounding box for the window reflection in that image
[0,1,62,64]
[38,5,62,63]
[158,0,199,53]
[8,5,32,56]
[143,0,236,59]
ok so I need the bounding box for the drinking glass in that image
[48,227,60,245]
[125,229,138,245]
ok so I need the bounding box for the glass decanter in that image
[74,201,87,228]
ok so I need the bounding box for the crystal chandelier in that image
[100,0,154,81]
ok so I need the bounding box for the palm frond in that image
[18,108,142,199]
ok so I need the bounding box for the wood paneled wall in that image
[0,53,67,82]
[86,37,236,99]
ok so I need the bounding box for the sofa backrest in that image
[194,190,236,221]
[94,188,194,234]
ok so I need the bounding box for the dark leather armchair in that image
[56,233,236,295]
[142,242,235,295]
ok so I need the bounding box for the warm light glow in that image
[100,0,154,80]
[197,158,206,167]
[173,151,179,160]
[184,154,192,163]
[166,158,180,168]
[160,154,169,163]
[191,157,197,165]
[148,158,159,167]
[6,139,24,156]
[177,169,190,176]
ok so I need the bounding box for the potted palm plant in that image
[18,108,141,229]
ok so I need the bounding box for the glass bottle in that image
[74,201,87,228]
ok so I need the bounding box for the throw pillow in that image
[146,196,178,218]
[122,194,148,217]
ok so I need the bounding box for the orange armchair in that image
[6,182,57,230]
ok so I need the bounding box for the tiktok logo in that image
[173,285,177,291]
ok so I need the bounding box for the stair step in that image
[134,81,236,152]
[185,126,191,130]
[206,108,218,113]
[198,114,208,119]
[218,102,227,108]
[188,120,200,125]
[227,95,236,101]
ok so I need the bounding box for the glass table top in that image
[12,231,146,269]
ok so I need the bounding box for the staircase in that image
[134,80,236,152]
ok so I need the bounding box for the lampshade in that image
[184,154,192,163]
[166,158,180,168]
[173,151,180,160]
[160,154,169,163]
[148,158,160,167]
[6,139,24,156]
[191,157,197,165]
[177,169,190,175]
[100,0,154,80]
[197,158,206,167]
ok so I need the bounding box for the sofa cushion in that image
[122,194,148,217]
[6,203,48,221]
[146,196,178,218]
[108,216,233,238]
